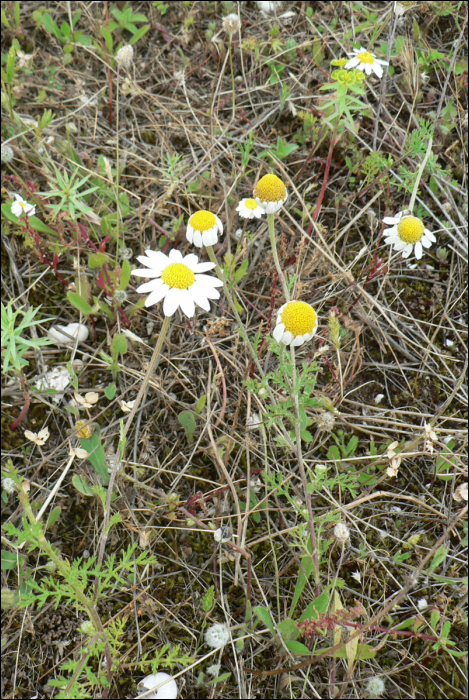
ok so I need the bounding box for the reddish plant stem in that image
[9,374,31,430]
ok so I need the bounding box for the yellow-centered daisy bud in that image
[273,300,318,347]
[186,210,224,247]
[253,174,288,214]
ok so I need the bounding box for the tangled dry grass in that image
[1,1,467,698]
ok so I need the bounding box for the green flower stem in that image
[267,214,289,300]
[290,345,320,596]
[408,136,433,213]
[206,245,266,379]
[96,314,171,568]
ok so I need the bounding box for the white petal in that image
[136,278,166,294]
[145,250,168,267]
[182,253,199,270]
[179,290,195,318]
[11,203,23,216]
[364,64,372,75]
[215,215,224,235]
[345,57,360,69]
[401,245,413,259]
[193,230,203,247]
[169,249,183,262]
[194,261,216,273]
[393,240,407,251]
[282,331,293,345]
[186,228,194,244]
[203,229,217,246]
[372,63,384,78]
[132,268,162,278]
[414,241,423,259]
[421,235,432,248]
[191,285,211,311]
[424,229,436,242]
[194,273,223,288]
[145,284,169,307]
[163,288,182,316]
[382,216,400,225]
[385,235,400,245]
[291,335,305,347]
[273,324,285,342]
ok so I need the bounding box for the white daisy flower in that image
[344,47,389,79]
[273,300,318,347]
[131,248,223,318]
[382,211,436,259]
[236,198,265,219]
[11,193,36,217]
[253,174,288,214]
[186,210,223,248]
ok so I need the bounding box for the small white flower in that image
[47,322,89,346]
[351,571,361,584]
[374,393,385,404]
[246,412,262,431]
[69,447,89,459]
[186,210,224,248]
[136,672,178,700]
[74,391,99,409]
[206,664,221,677]
[115,44,134,68]
[386,441,402,477]
[256,0,282,15]
[382,211,436,260]
[453,482,468,503]
[2,477,16,495]
[34,366,71,403]
[316,411,336,432]
[131,248,223,318]
[345,47,389,79]
[214,526,231,543]
[253,174,288,214]
[11,193,35,217]
[205,622,230,649]
[273,300,318,347]
[236,198,265,219]
[119,399,136,413]
[417,598,428,610]
[223,13,241,33]
[333,522,350,543]
[394,1,417,17]
[1,144,14,163]
[365,676,386,698]
[25,426,50,446]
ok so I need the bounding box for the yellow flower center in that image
[245,198,258,210]
[356,51,375,65]
[254,174,286,203]
[397,216,424,244]
[281,301,317,337]
[190,210,216,232]
[161,263,195,290]
[75,419,93,439]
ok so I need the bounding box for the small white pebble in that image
[374,393,385,404]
